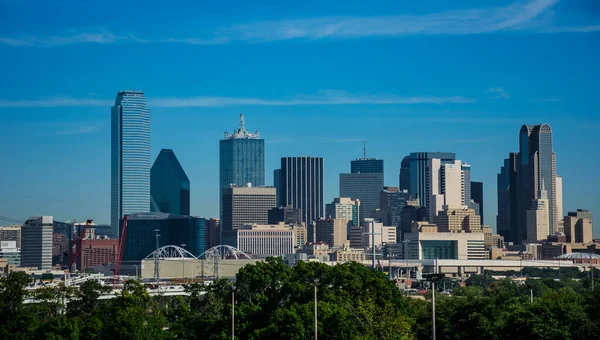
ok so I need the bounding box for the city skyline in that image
[0,1,599,237]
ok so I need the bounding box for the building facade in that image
[433,208,482,233]
[399,204,428,240]
[221,185,276,246]
[268,206,302,225]
[325,197,360,228]
[122,213,206,261]
[315,218,349,248]
[428,159,464,220]
[564,210,593,244]
[151,149,190,216]
[236,224,295,257]
[205,218,220,250]
[77,239,119,270]
[497,153,518,243]
[361,218,396,248]
[21,216,53,269]
[0,226,21,248]
[220,114,265,221]
[379,187,409,229]
[0,241,20,266]
[405,152,456,206]
[339,173,383,219]
[404,230,486,260]
[471,181,484,224]
[277,156,324,224]
[526,182,550,243]
[111,90,151,238]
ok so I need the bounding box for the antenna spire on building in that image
[239,113,245,131]
[363,141,367,158]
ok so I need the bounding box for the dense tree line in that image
[0,258,599,339]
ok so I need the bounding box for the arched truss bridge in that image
[198,245,252,260]
[144,245,198,260]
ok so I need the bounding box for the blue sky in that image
[0,0,599,236]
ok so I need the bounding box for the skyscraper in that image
[219,114,265,220]
[471,181,484,224]
[556,176,563,231]
[497,153,518,243]
[277,157,324,224]
[325,197,360,227]
[428,159,463,221]
[517,124,557,241]
[403,152,456,206]
[526,180,549,242]
[111,90,151,238]
[379,187,409,228]
[399,156,411,192]
[151,149,190,216]
[340,158,384,219]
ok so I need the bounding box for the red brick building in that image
[77,239,119,270]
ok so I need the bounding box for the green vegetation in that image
[1,259,599,339]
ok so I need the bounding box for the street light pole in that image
[232,286,236,340]
[432,280,436,340]
[314,279,319,340]
[181,243,187,283]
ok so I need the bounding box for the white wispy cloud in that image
[487,87,510,100]
[0,91,475,108]
[53,124,104,135]
[1,0,598,47]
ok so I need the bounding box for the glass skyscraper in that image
[151,149,190,216]
[111,90,151,238]
[219,114,265,219]
[404,152,456,206]
[277,157,324,224]
[340,158,384,219]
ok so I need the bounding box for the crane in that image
[69,219,93,273]
[114,216,129,283]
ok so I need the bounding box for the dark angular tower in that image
[151,149,190,216]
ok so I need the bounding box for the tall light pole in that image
[231,285,236,340]
[314,278,319,340]
[180,243,187,283]
[153,229,161,283]
[424,262,443,340]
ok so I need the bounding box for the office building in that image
[404,229,486,260]
[122,213,206,261]
[399,156,411,192]
[564,210,593,244]
[20,216,53,269]
[339,156,384,219]
[526,181,550,243]
[471,181,484,224]
[221,185,276,246]
[0,226,21,248]
[294,224,307,247]
[349,225,363,249]
[333,245,366,262]
[205,218,220,249]
[0,241,20,266]
[556,176,563,231]
[516,124,557,241]
[399,204,428,240]
[379,187,410,228]
[497,153,518,243]
[220,114,265,220]
[273,169,281,206]
[433,208,482,233]
[361,218,396,248]
[268,206,301,225]
[52,220,74,266]
[482,225,493,248]
[277,157,324,224]
[325,197,360,228]
[351,157,384,174]
[315,218,348,248]
[111,90,151,238]
[151,149,190,216]
[237,223,295,257]
[76,239,119,271]
[403,152,456,206]
[428,159,464,220]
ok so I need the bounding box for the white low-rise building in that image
[237,223,295,257]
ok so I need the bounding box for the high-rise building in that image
[315,218,349,248]
[221,185,276,246]
[0,241,20,266]
[526,181,550,242]
[277,157,324,224]
[0,226,21,248]
[497,153,518,243]
[517,124,557,240]
[556,176,563,232]
[379,187,410,229]
[151,149,190,216]
[111,90,151,238]
[325,197,360,228]
[205,218,220,249]
[400,205,428,240]
[268,206,302,225]
[340,157,384,220]
[471,181,484,224]
[76,239,119,271]
[237,223,295,257]
[361,218,396,248]
[405,152,456,206]
[122,213,206,261]
[433,208,482,233]
[273,169,281,206]
[564,210,593,244]
[428,159,464,220]
[399,156,411,192]
[20,216,53,269]
[219,114,265,221]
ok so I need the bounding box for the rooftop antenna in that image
[239,113,245,131]
[363,141,367,158]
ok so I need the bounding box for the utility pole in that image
[362,222,381,270]
[314,279,319,340]
[153,229,160,283]
[232,286,236,340]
